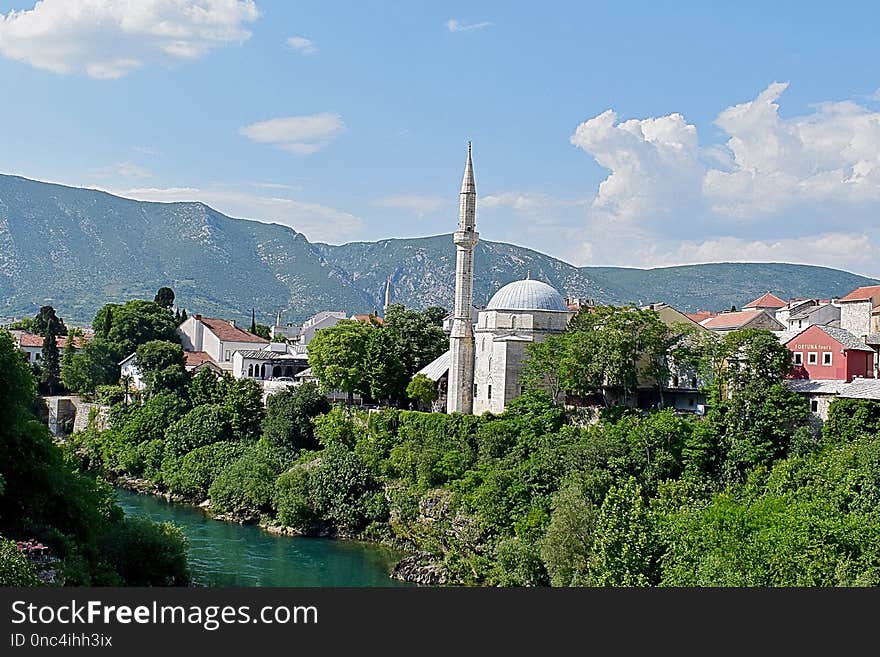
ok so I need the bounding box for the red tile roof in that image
[351,314,384,325]
[184,351,215,368]
[839,285,880,302]
[701,310,764,330]
[18,333,89,348]
[685,310,717,323]
[199,317,268,344]
[743,292,786,309]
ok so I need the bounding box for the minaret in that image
[383,276,392,316]
[447,142,479,414]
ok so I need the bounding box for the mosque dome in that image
[485,278,568,312]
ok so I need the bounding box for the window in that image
[822,352,832,366]
[224,350,231,361]
[488,385,492,400]
[688,398,695,407]
[793,352,803,365]
[473,383,477,397]
[691,376,698,388]
[807,352,818,365]
[811,400,819,413]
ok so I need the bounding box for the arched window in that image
[511,315,517,329]
[273,365,282,378]
[260,364,266,379]
[248,364,253,377]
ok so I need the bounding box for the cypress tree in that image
[41,324,61,395]
[180,309,188,322]
[250,308,257,334]
[102,306,113,338]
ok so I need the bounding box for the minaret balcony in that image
[454,229,479,247]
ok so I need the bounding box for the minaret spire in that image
[447,142,479,414]
[383,276,393,316]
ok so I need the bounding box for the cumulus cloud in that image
[445,19,492,32]
[108,185,363,243]
[0,0,260,79]
[286,35,317,55]
[373,194,447,217]
[569,83,880,276]
[239,113,344,154]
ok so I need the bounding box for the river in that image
[115,488,412,587]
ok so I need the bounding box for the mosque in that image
[416,144,574,415]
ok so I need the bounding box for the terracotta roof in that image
[685,310,716,323]
[18,332,89,348]
[839,285,880,302]
[184,351,215,368]
[701,310,765,330]
[743,292,786,309]
[351,314,384,325]
[199,317,268,344]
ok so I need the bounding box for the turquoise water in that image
[115,488,411,587]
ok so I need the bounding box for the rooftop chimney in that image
[229,319,236,328]
[194,314,202,320]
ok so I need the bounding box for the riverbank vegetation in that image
[0,330,189,587]
[58,304,880,586]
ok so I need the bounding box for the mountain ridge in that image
[1,173,876,325]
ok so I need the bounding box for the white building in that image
[177,314,268,369]
[119,353,146,392]
[299,311,347,346]
[269,311,302,342]
[231,342,309,381]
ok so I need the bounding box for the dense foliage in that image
[0,329,189,586]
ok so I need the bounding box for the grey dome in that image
[486,279,568,312]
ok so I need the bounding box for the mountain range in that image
[1,173,876,326]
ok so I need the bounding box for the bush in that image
[263,383,331,457]
[0,537,42,586]
[273,467,318,529]
[99,517,190,586]
[208,441,285,514]
[163,441,247,500]
[164,404,233,458]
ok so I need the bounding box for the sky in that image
[2,1,880,277]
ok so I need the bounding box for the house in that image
[231,342,309,381]
[785,302,840,331]
[269,311,302,342]
[177,314,268,368]
[299,311,347,346]
[786,325,874,382]
[637,302,714,413]
[700,309,785,333]
[784,379,848,420]
[742,292,787,312]
[119,353,146,392]
[838,285,880,341]
[15,332,88,363]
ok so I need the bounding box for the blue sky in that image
[2,1,880,276]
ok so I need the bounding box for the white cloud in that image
[108,185,363,243]
[286,35,316,55]
[481,192,585,212]
[373,194,447,217]
[0,0,260,79]
[569,83,880,276]
[90,161,153,180]
[445,19,492,32]
[239,113,344,154]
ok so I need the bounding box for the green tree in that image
[824,398,880,443]
[366,327,407,404]
[99,517,189,586]
[423,306,447,327]
[209,441,285,514]
[254,323,271,340]
[33,305,67,336]
[383,304,449,377]
[41,325,61,395]
[307,320,373,403]
[539,482,597,586]
[163,404,234,458]
[406,373,439,410]
[135,340,187,395]
[189,368,222,406]
[263,383,331,457]
[521,334,567,404]
[223,378,265,441]
[588,477,655,586]
[154,287,175,310]
[96,300,180,357]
